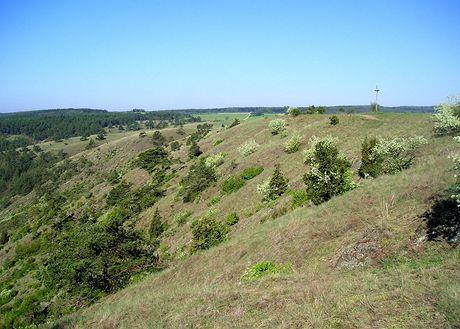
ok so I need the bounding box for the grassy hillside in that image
[0,112,458,328]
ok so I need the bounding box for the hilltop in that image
[0,110,458,328]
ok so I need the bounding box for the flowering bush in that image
[433,97,460,135]
[256,179,271,201]
[268,119,287,135]
[237,139,259,156]
[286,107,301,116]
[205,152,226,168]
[283,134,301,153]
[371,136,427,175]
[302,136,355,204]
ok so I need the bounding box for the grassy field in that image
[41,112,460,328]
[195,112,278,125]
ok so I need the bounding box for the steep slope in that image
[48,113,458,328]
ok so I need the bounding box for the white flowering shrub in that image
[256,179,271,201]
[205,152,226,168]
[302,136,356,204]
[268,119,287,135]
[371,136,427,174]
[433,97,460,136]
[284,134,301,153]
[237,140,260,157]
[286,107,301,116]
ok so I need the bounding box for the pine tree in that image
[149,208,165,241]
[268,164,288,199]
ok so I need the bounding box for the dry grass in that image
[43,113,460,328]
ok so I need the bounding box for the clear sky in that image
[0,0,459,112]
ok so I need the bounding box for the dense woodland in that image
[0,108,199,141]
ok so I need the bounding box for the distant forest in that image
[176,105,435,115]
[0,108,199,141]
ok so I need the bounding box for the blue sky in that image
[0,0,459,112]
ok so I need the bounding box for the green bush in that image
[359,136,427,177]
[152,131,166,146]
[358,137,382,178]
[213,139,223,146]
[190,215,228,253]
[44,208,158,298]
[241,166,264,180]
[225,212,239,226]
[208,196,221,205]
[241,261,290,281]
[179,159,217,202]
[228,118,240,128]
[106,181,131,206]
[174,211,192,226]
[107,170,121,184]
[303,136,355,204]
[289,189,309,209]
[222,175,245,194]
[268,164,288,199]
[188,142,202,159]
[149,208,166,242]
[133,146,170,173]
[170,140,180,151]
[286,107,301,116]
[329,115,339,125]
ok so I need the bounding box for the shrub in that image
[133,146,170,173]
[222,175,245,194]
[358,137,382,178]
[85,138,96,150]
[170,141,180,151]
[433,97,460,135]
[106,181,131,206]
[208,196,221,205]
[205,152,226,168]
[179,159,217,202]
[241,166,264,180]
[268,164,288,199]
[371,136,427,175]
[139,131,147,138]
[149,208,166,242]
[213,139,223,146]
[190,214,228,253]
[228,118,240,128]
[303,136,355,204]
[256,179,271,201]
[237,139,259,157]
[107,170,121,184]
[289,189,309,209]
[268,119,287,135]
[423,198,459,244]
[317,106,327,114]
[151,131,166,146]
[241,261,290,281]
[175,211,192,226]
[286,107,301,116]
[188,142,202,159]
[283,134,301,153]
[329,115,339,125]
[44,208,157,297]
[225,212,239,226]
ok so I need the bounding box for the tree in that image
[152,131,166,146]
[176,126,186,135]
[85,138,96,150]
[96,130,106,140]
[179,158,217,202]
[268,164,288,199]
[170,140,180,151]
[149,208,166,241]
[287,107,301,116]
[188,142,202,159]
[306,106,316,114]
[329,115,339,125]
[303,136,355,204]
[317,106,327,114]
[358,137,382,178]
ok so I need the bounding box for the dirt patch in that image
[330,232,384,269]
